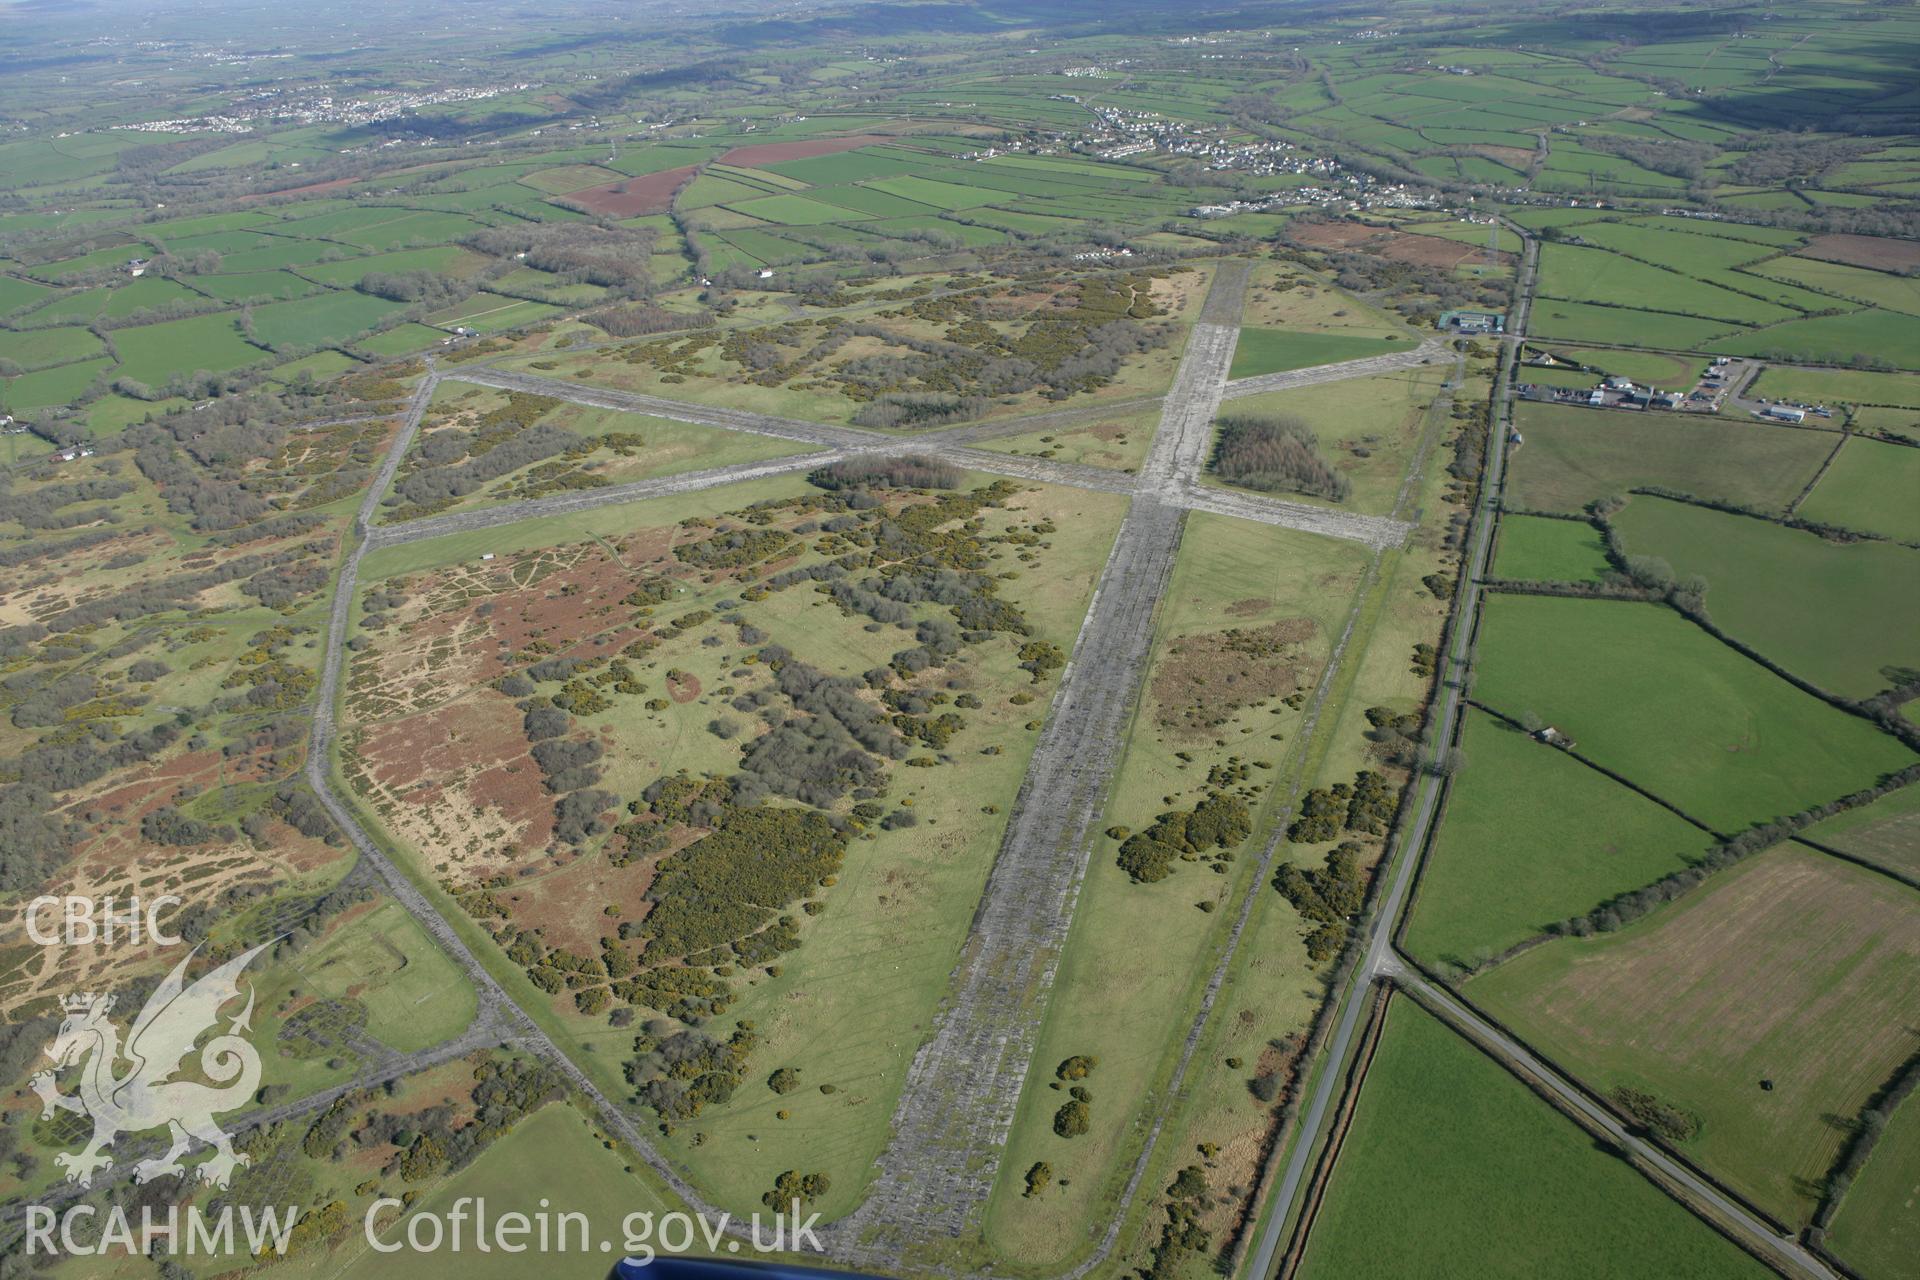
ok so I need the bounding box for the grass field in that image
[1227,327,1412,379]
[1749,365,1920,411]
[1218,365,1451,516]
[329,1103,682,1277]
[1536,242,1793,326]
[1470,595,1915,830]
[1505,403,1832,514]
[1827,1088,1920,1280]
[1800,783,1920,880]
[1296,999,1770,1280]
[114,311,267,384]
[1612,496,1920,699]
[975,403,1161,472]
[1491,514,1610,582]
[1709,309,1920,369]
[1470,845,1920,1228]
[1797,436,1920,542]
[294,900,477,1053]
[1526,298,1738,350]
[1402,708,1713,971]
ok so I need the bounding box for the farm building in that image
[1765,405,1807,423]
[1441,309,1506,334]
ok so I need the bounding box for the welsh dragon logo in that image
[31,941,272,1190]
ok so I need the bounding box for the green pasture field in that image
[1797,436,1920,542]
[1755,256,1920,316]
[1612,495,1920,699]
[1709,309,1920,369]
[206,236,345,273]
[0,324,105,369]
[678,173,775,209]
[1526,298,1738,350]
[190,270,326,302]
[1470,845,1920,1229]
[1217,364,1450,517]
[987,513,1369,1267]
[1504,403,1832,514]
[763,150,928,186]
[357,323,449,357]
[84,393,183,431]
[725,192,874,225]
[863,174,996,210]
[810,184,944,218]
[113,311,266,384]
[1470,595,1915,830]
[1402,708,1713,971]
[1,356,113,413]
[32,242,157,280]
[28,276,204,324]
[1565,222,1784,275]
[1295,999,1768,1280]
[1828,1088,1920,1280]
[1536,243,1794,326]
[0,274,54,315]
[251,291,408,348]
[1227,327,1413,380]
[1491,514,1610,582]
[1620,215,1806,247]
[966,207,1085,235]
[1750,365,1920,409]
[428,293,561,333]
[302,245,484,286]
[1800,783,1920,881]
[867,215,1003,246]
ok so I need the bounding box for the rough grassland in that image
[1469,846,1920,1229]
[985,514,1370,1267]
[1219,365,1451,517]
[1800,783,1920,880]
[1470,595,1915,831]
[1402,709,1712,971]
[1505,403,1831,514]
[1827,1089,1920,1280]
[1797,436,1920,543]
[1491,514,1610,582]
[1612,496,1920,699]
[638,482,1130,1224]
[1296,999,1769,1280]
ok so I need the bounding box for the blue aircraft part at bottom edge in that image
[613,1255,888,1280]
